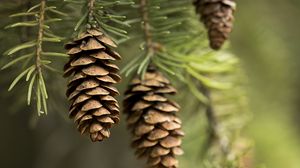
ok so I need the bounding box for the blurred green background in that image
[0,0,300,168]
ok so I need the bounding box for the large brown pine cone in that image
[194,0,236,50]
[64,28,121,142]
[123,68,184,168]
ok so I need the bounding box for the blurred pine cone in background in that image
[194,0,236,50]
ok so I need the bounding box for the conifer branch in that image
[3,0,66,115]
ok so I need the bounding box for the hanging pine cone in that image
[194,0,236,50]
[64,28,121,142]
[123,68,184,168]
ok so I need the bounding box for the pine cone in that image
[124,68,184,168]
[194,0,236,50]
[64,28,121,142]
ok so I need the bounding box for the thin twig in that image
[36,0,46,73]
[202,86,219,139]
[140,0,154,53]
[200,85,229,155]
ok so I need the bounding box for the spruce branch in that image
[34,0,47,115]
[2,0,67,115]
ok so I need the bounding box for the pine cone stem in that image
[88,0,95,16]
[140,0,153,51]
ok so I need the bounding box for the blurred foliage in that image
[0,0,300,168]
[232,0,300,168]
